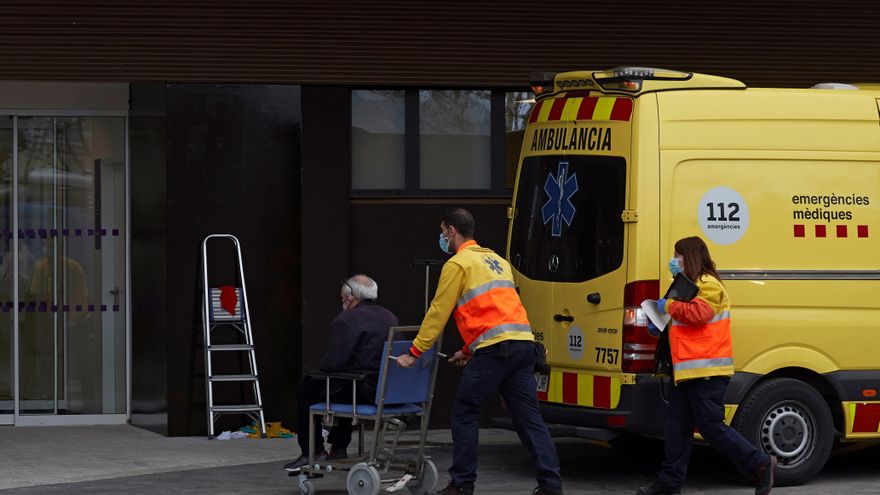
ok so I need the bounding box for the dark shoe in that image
[532,486,563,495]
[434,480,473,495]
[755,456,777,495]
[283,454,311,472]
[316,447,347,461]
[636,481,680,495]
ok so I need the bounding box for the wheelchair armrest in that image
[306,371,367,381]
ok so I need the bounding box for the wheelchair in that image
[293,326,442,495]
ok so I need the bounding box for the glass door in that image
[13,114,127,422]
[0,117,12,423]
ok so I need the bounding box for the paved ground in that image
[1,425,879,494]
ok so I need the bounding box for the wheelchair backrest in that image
[374,340,436,406]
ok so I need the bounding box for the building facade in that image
[0,1,877,434]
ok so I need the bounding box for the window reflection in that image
[419,90,491,190]
[351,90,406,189]
[505,92,534,189]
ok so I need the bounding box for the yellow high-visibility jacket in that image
[410,240,534,357]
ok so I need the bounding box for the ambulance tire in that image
[732,378,834,487]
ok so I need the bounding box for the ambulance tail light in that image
[621,280,660,373]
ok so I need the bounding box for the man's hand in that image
[448,350,470,367]
[397,354,417,368]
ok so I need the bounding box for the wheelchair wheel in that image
[346,463,381,495]
[297,474,315,495]
[407,458,438,495]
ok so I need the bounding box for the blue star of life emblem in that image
[542,162,578,237]
[483,256,503,274]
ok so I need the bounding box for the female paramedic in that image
[637,236,777,495]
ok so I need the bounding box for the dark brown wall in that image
[300,86,352,372]
[130,83,168,434]
[132,83,302,436]
[0,1,879,87]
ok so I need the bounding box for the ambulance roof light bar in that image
[592,67,692,93]
[529,71,557,97]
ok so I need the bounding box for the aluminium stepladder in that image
[200,234,267,439]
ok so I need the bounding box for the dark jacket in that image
[319,300,399,391]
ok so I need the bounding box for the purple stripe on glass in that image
[75,229,82,236]
[113,304,120,312]
[101,304,107,312]
[112,229,119,236]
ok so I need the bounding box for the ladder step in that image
[210,374,258,382]
[212,404,262,412]
[208,344,253,351]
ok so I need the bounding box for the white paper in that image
[386,474,413,492]
[641,299,671,332]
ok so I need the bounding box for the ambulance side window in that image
[509,155,625,282]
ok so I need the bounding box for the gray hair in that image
[342,274,378,301]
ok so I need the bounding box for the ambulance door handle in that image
[553,314,574,322]
[587,292,601,304]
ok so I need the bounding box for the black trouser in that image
[296,376,374,456]
[450,340,562,492]
[659,376,769,490]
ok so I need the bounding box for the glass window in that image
[419,90,491,190]
[509,155,626,282]
[351,90,405,189]
[505,91,533,189]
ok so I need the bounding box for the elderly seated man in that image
[285,274,399,471]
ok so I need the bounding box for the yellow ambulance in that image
[506,67,880,486]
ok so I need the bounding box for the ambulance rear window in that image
[509,155,625,282]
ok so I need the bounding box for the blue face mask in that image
[439,232,453,254]
[669,256,683,277]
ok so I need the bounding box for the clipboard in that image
[641,274,699,331]
[663,273,699,301]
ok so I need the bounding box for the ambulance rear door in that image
[509,94,633,407]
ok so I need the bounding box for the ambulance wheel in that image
[733,377,834,486]
[407,459,439,494]
[346,463,380,495]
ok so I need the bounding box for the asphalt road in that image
[4,437,879,494]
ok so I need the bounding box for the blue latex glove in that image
[647,319,661,337]
[656,298,667,314]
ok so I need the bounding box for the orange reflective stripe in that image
[670,315,734,381]
[454,286,529,348]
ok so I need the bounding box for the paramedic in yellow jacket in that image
[397,208,562,495]
[637,236,775,495]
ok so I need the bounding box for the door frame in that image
[0,109,130,426]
